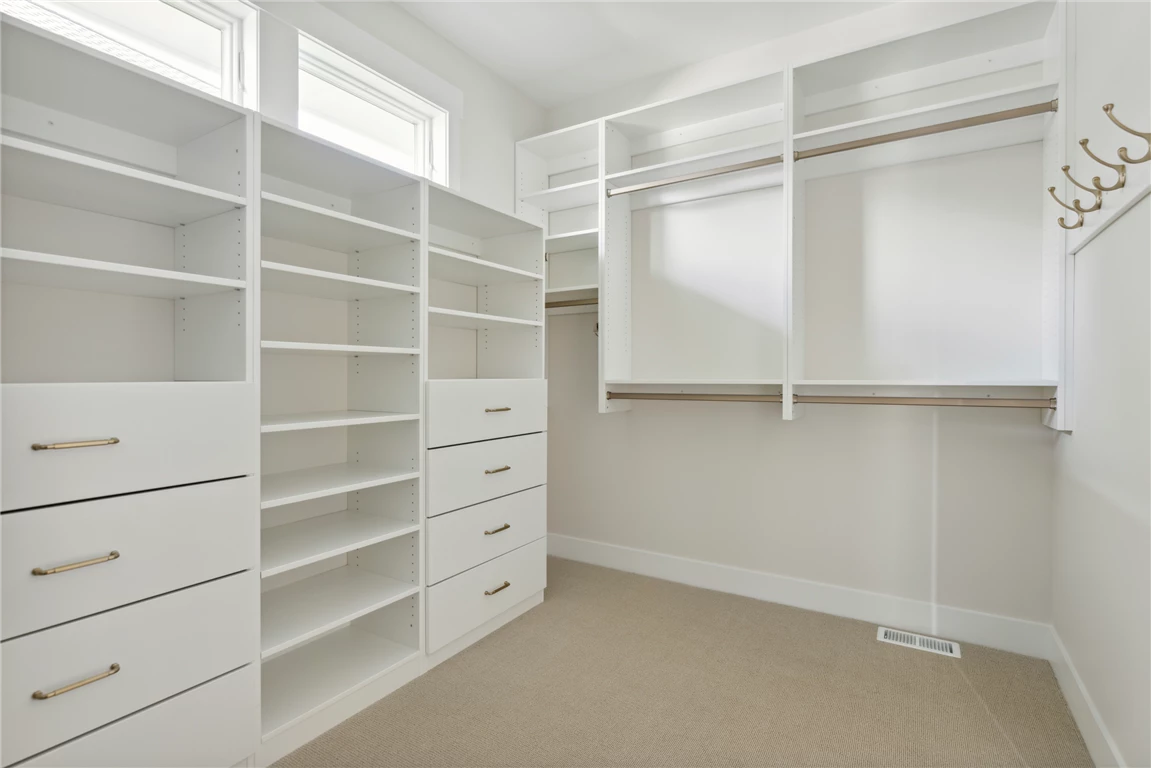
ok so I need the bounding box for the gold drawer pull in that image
[32,551,120,576]
[485,465,511,475]
[484,523,511,536]
[32,438,120,451]
[485,407,511,413]
[32,663,120,700]
[485,581,511,596]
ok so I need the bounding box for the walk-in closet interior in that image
[0,1,1146,766]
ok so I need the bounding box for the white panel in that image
[426,378,547,448]
[427,486,546,584]
[426,432,547,516]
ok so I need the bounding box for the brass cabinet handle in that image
[485,407,511,413]
[484,523,511,536]
[32,551,120,576]
[32,438,120,451]
[484,465,511,475]
[32,664,120,700]
[485,581,511,596]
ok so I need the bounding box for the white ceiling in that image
[398,2,889,108]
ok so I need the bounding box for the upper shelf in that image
[429,183,541,239]
[519,179,599,212]
[1,249,245,299]
[546,229,598,254]
[607,142,784,192]
[607,74,784,141]
[428,308,543,331]
[1,136,246,227]
[429,246,542,286]
[517,120,599,160]
[261,193,420,253]
[1,18,246,147]
[261,261,419,301]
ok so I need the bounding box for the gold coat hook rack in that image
[1047,186,1085,229]
[1079,138,1126,191]
[1061,165,1102,212]
[1103,103,1150,164]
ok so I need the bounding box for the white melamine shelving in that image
[1,249,245,299]
[261,194,419,253]
[605,142,783,190]
[429,246,543,286]
[261,566,419,657]
[547,284,598,296]
[428,308,543,331]
[261,411,419,433]
[792,380,1059,387]
[546,229,598,254]
[429,184,542,239]
[516,120,599,160]
[519,179,599,212]
[261,463,422,509]
[261,262,419,301]
[261,341,419,357]
[606,379,784,386]
[1,136,246,227]
[261,512,420,577]
[261,625,418,739]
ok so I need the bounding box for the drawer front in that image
[427,433,547,517]
[427,486,546,585]
[2,383,256,511]
[2,572,256,766]
[23,664,258,768]
[427,379,546,448]
[3,478,257,640]
[426,537,546,652]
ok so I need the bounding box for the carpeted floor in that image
[275,557,1092,767]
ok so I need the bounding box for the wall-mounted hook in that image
[1102,103,1150,164]
[1079,138,1126,191]
[1061,165,1102,212]
[1047,186,1085,229]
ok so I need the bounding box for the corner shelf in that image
[261,511,420,577]
[519,179,598,212]
[261,341,419,357]
[260,410,419,433]
[428,245,542,286]
[428,308,543,331]
[260,463,421,509]
[1,249,244,298]
[261,261,418,301]
[261,566,419,657]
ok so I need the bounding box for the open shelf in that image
[261,566,418,657]
[261,511,420,577]
[547,284,598,296]
[261,463,421,509]
[261,341,419,357]
[606,142,783,190]
[1,136,246,227]
[261,410,419,433]
[261,193,419,253]
[606,379,784,386]
[429,245,542,286]
[519,179,598,212]
[546,229,598,254]
[261,261,419,301]
[517,120,599,160]
[261,625,418,740]
[429,183,540,239]
[428,308,543,331]
[1,249,245,299]
[793,380,1058,387]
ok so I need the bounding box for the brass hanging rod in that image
[546,297,599,309]
[606,392,1055,409]
[605,155,784,198]
[794,100,1058,161]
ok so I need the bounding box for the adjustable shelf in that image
[606,142,783,192]
[428,246,543,286]
[546,229,598,254]
[261,262,419,301]
[429,183,540,239]
[261,625,419,740]
[261,566,419,657]
[516,120,599,161]
[793,380,1058,388]
[261,410,419,433]
[261,194,420,253]
[428,308,543,331]
[519,179,598,212]
[1,136,246,227]
[260,341,419,357]
[261,511,420,577]
[1,249,245,299]
[261,463,421,509]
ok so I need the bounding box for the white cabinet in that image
[427,432,547,517]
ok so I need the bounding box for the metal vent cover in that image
[877,627,961,658]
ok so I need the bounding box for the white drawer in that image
[1,572,256,766]
[426,537,546,652]
[427,486,546,585]
[2,383,256,511]
[3,477,257,640]
[427,432,546,517]
[427,379,546,448]
[22,665,258,768]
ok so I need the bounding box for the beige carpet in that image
[275,557,1092,767]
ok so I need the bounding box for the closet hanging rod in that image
[606,392,1056,409]
[605,155,784,198]
[794,100,1059,161]
[546,297,599,309]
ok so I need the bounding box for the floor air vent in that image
[877,627,961,658]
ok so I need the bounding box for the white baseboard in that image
[1049,629,1126,767]
[548,534,1051,659]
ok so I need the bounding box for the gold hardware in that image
[606,392,1056,409]
[485,581,511,596]
[1061,166,1102,212]
[546,298,598,309]
[32,551,120,576]
[1102,103,1150,164]
[32,664,120,700]
[484,523,511,535]
[1079,139,1126,191]
[485,407,512,413]
[485,465,511,475]
[1048,187,1085,229]
[32,437,120,451]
